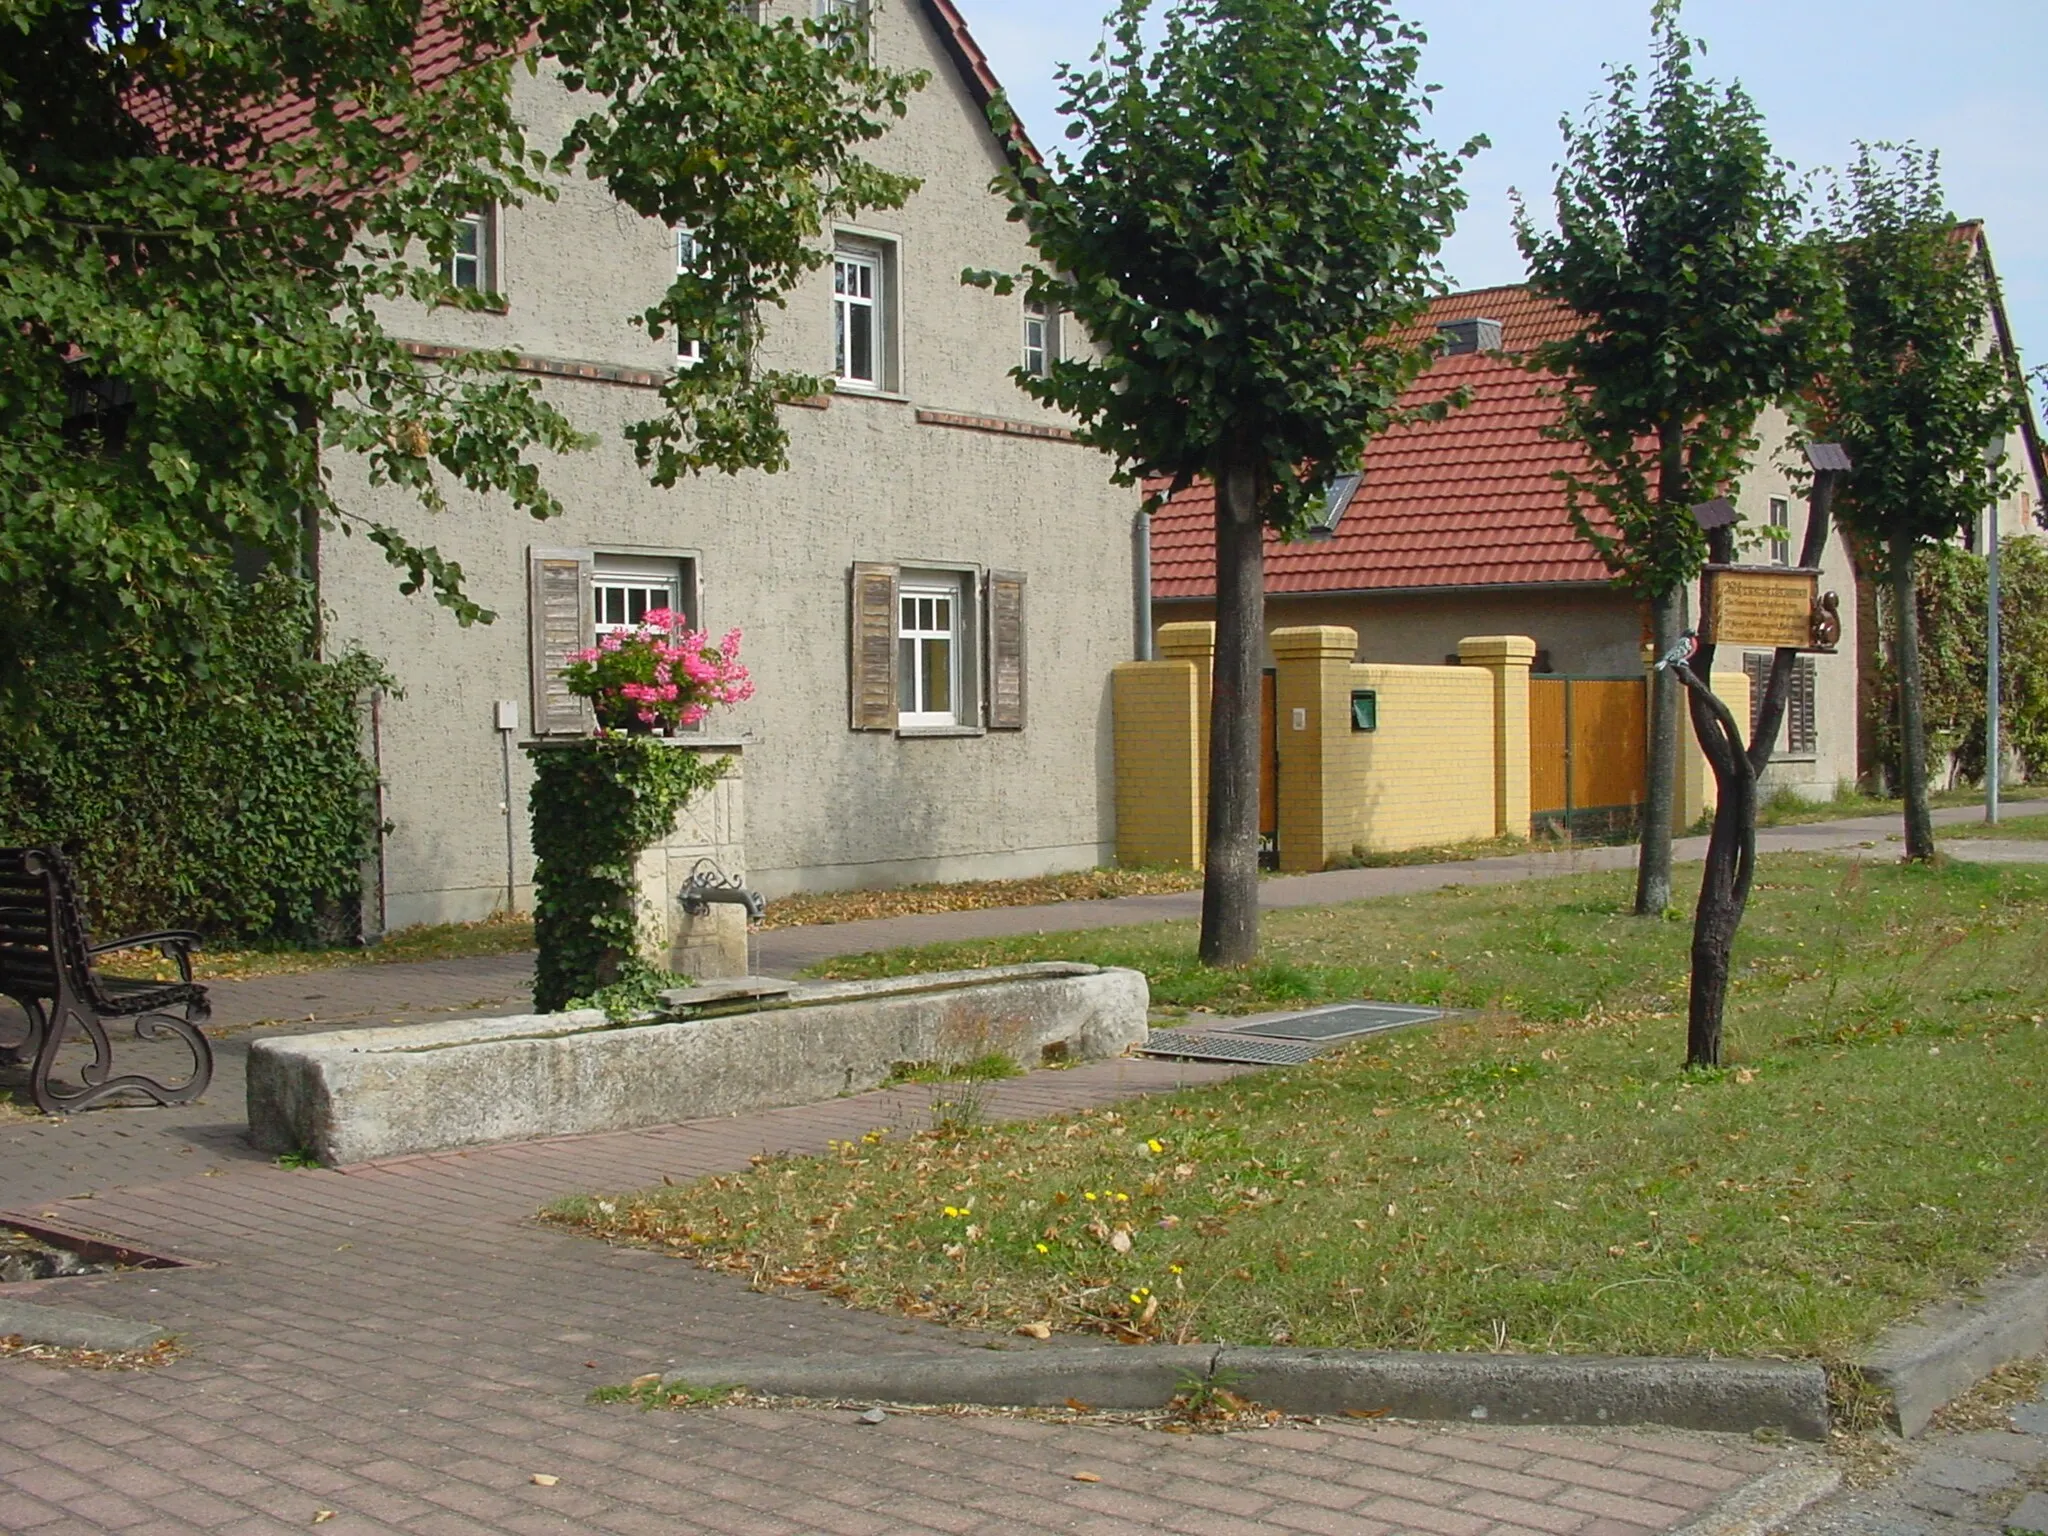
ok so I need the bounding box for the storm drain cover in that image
[1138,1031,1323,1066]
[1230,1003,1441,1042]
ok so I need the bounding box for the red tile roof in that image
[1151,286,1618,599]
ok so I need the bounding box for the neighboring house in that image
[1150,275,2047,814]
[322,0,1142,929]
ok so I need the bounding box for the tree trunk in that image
[1199,444,1265,967]
[1682,658,1756,1068]
[1892,537,1936,860]
[1635,586,1684,914]
[1680,469,1835,1068]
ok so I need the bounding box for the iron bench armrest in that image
[89,931,204,985]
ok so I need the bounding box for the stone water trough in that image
[247,962,1149,1166]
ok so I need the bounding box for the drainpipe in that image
[1134,506,1154,660]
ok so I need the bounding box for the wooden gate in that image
[1529,675,1647,836]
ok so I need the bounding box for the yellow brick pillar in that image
[1155,622,1216,846]
[1112,654,1204,867]
[1457,635,1537,839]
[1271,625,1359,872]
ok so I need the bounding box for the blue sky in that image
[963,0,2048,419]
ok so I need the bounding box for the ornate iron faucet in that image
[677,859,765,922]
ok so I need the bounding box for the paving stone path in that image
[0,799,2035,1533]
[1781,1387,2048,1536]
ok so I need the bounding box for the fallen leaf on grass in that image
[1108,1229,1133,1255]
[1015,1321,1052,1339]
[629,1373,661,1390]
[1065,1397,1092,1412]
[530,1474,559,1487]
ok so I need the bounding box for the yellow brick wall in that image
[1112,659,1203,867]
[1679,669,1754,827]
[1271,626,1511,871]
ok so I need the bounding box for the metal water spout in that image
[678,860,765,922]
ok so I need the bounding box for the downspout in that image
[1134,505,1154,660]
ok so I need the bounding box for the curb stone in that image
[0,1298,171,1353]
[656,1344,1831,1439]
[1669,1465,1843,1536]
[1857,1260,2048,1437]
[2006,1491,2048,1535]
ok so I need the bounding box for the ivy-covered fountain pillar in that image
[523,615,756,1012]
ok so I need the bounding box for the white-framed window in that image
[592,553,693,639]
[897,577,960,727]
[817,0,872,50]
[674,227,706,367]
[1023,298,1056,378]
[1767,496,1790,566]
[449,209,494,292]
[833,242,884,388]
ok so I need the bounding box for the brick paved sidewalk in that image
[0,1058,1816,1535]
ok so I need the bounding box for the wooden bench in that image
[0,847,214,1113]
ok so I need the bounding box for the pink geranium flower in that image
[560,618,754,736]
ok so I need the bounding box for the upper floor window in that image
[674,227,706,368]
[818,0,871,48]
[449,209,494,292]
[1767,496,1790,566]
[834,242,885,389]
[1023,298,1057,378]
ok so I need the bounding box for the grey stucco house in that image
[322,0,1143,930]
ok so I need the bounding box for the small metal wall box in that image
[1351,689,1378,732]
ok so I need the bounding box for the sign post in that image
[1699,565,1840,652]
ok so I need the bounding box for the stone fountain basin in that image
[246,962,1149,1166]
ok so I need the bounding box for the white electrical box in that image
[494,700,519,732]
[1291,707,1307,732]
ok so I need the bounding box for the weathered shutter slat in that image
[850,562,899,730]
[529,548,594,736]
[1791,657,1816,755]
[986,570,1026,730]
[1743,653,1769,742]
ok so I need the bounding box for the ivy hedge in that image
[0,576,389,941]
[1871,536,2048,788]
[527,737,727,1012]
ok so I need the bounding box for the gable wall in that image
[323,3,1138,926]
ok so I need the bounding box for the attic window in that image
[1304,471,1363,542]
[1435,317,1502,356]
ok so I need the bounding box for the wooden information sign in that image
[1701,565,1835,650]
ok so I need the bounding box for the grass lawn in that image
[120,912,534,982]
[554,853,2048,1365]
[1942,808,2048,842]
[1751,782,2040,830]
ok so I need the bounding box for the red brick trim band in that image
[915,408,1077,443]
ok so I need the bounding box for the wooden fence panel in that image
[1530,678,1569,816]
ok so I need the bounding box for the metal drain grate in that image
[1137,1031,1323,1066]
[1231,1003,1441,1042]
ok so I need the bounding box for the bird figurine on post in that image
[1655,630,1699,673]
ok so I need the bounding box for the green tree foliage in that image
[967,0,1479,964]
[0,575,387,940]
[1513,4,1833,917]
[1814,145,2016,857]
[1869,538,2048,790]
[0,0,922,692]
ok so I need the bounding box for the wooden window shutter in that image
[1790,657,1817,755]
[528,548,594,736]
[985,570,1026,730]
[849,561,899,730]
[1742,654,1769,743]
